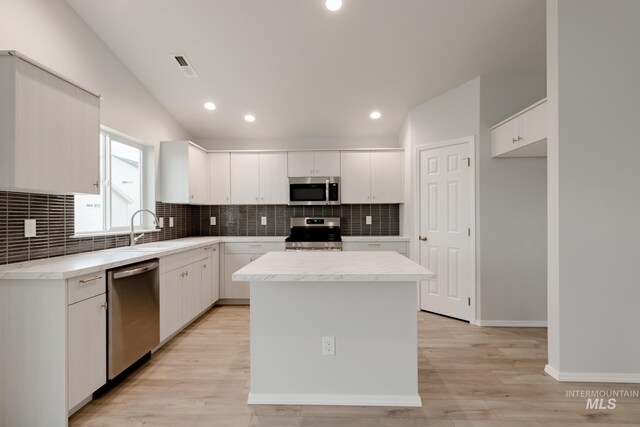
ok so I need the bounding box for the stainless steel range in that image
[285,217,342,251]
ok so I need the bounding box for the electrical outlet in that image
[366,215,372,225]
[169,217,174,228]
[158,217,164,228]
[24,219,36,238]
[322,336,335,356]
[261,216,267,226]
[210,216,216,226]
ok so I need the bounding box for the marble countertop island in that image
[233,251,433,282]
[235,250,434,408]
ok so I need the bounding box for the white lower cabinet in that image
[201,245,220,309]
[159,245,221,342]
[182,261,203,324]
[342,240,409,256]
[222,242,284,300]
[223,253,256,299]
[67,293,107,411]
[160,268,183,342]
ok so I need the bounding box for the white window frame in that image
[73,127,156,237]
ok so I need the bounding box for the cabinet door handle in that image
[517,136,523,141]
[512,138,517,143]
[203,264,207,269]
[368,243,382,246]
[248,244,262,247]
[93,181,100,189]
[79,275,103,284]
[418,235,428,241]
[100,303,108,310]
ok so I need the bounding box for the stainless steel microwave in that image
[289,177,340,206]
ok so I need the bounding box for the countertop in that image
[0,235,410,281]
[232,251,433,282]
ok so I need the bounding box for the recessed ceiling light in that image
[244,114,256,122]
[204,102,216,111]
[370,111,382,120]
[325,0,342,12]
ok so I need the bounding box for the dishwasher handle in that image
[112,261,159,280]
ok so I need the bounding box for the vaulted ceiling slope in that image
[65,0,545,140]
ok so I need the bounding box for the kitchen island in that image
[232,251,435,407]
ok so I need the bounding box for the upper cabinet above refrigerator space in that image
[0,51,101,195]
[491,99,547,158]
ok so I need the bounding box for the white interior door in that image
[419,142,472,321]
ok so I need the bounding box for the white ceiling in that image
[65,0,546,140]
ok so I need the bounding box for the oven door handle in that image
[326,179,330,204]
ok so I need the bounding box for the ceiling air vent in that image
[171,53,198,78]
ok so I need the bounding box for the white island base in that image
[233,251,435,407]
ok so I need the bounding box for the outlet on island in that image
[322,336,335,356]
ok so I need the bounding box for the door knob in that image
[418,235,428,241]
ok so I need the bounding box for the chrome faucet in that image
[130,209,159,246]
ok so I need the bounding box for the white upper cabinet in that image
[288,151,340,177]
[209,152,231,204]
[491,99,547,158]
[341,151,372,203]
[370,151,404,203]
[341,151,403,204]
[259,152,289,204]
[189,145,210,204]
[0,52,100,195]
[230,153,260,204]
[288,151,315,177]
[231,152,288,204]
[161,141,209,204]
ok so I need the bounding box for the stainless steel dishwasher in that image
[107,259,160,379]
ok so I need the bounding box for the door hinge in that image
[464,157,471,167]
[468,297,471,306]
[468,228,471,236]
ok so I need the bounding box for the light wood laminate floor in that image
[70,306,640,426]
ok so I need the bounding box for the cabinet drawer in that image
[342,241,408,254]
[160,249,202,273]
[201,244,218,259]
[224,242,284,254]
[67,271,106,305]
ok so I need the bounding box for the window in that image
[74,129,148,234]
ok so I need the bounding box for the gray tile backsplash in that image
[0,190,400,265]
[192,204,400,237]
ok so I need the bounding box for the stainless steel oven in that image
[289,177,340,206]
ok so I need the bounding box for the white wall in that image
[402,77,481,266]
[197,136,399,151]
[403,75,547,324]
[478,75,547,323]
[547,0,640,380]
[0,0,191,198]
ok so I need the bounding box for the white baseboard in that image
[247,393,422,407]
[476,320,547,327]
[545,364,640,383]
